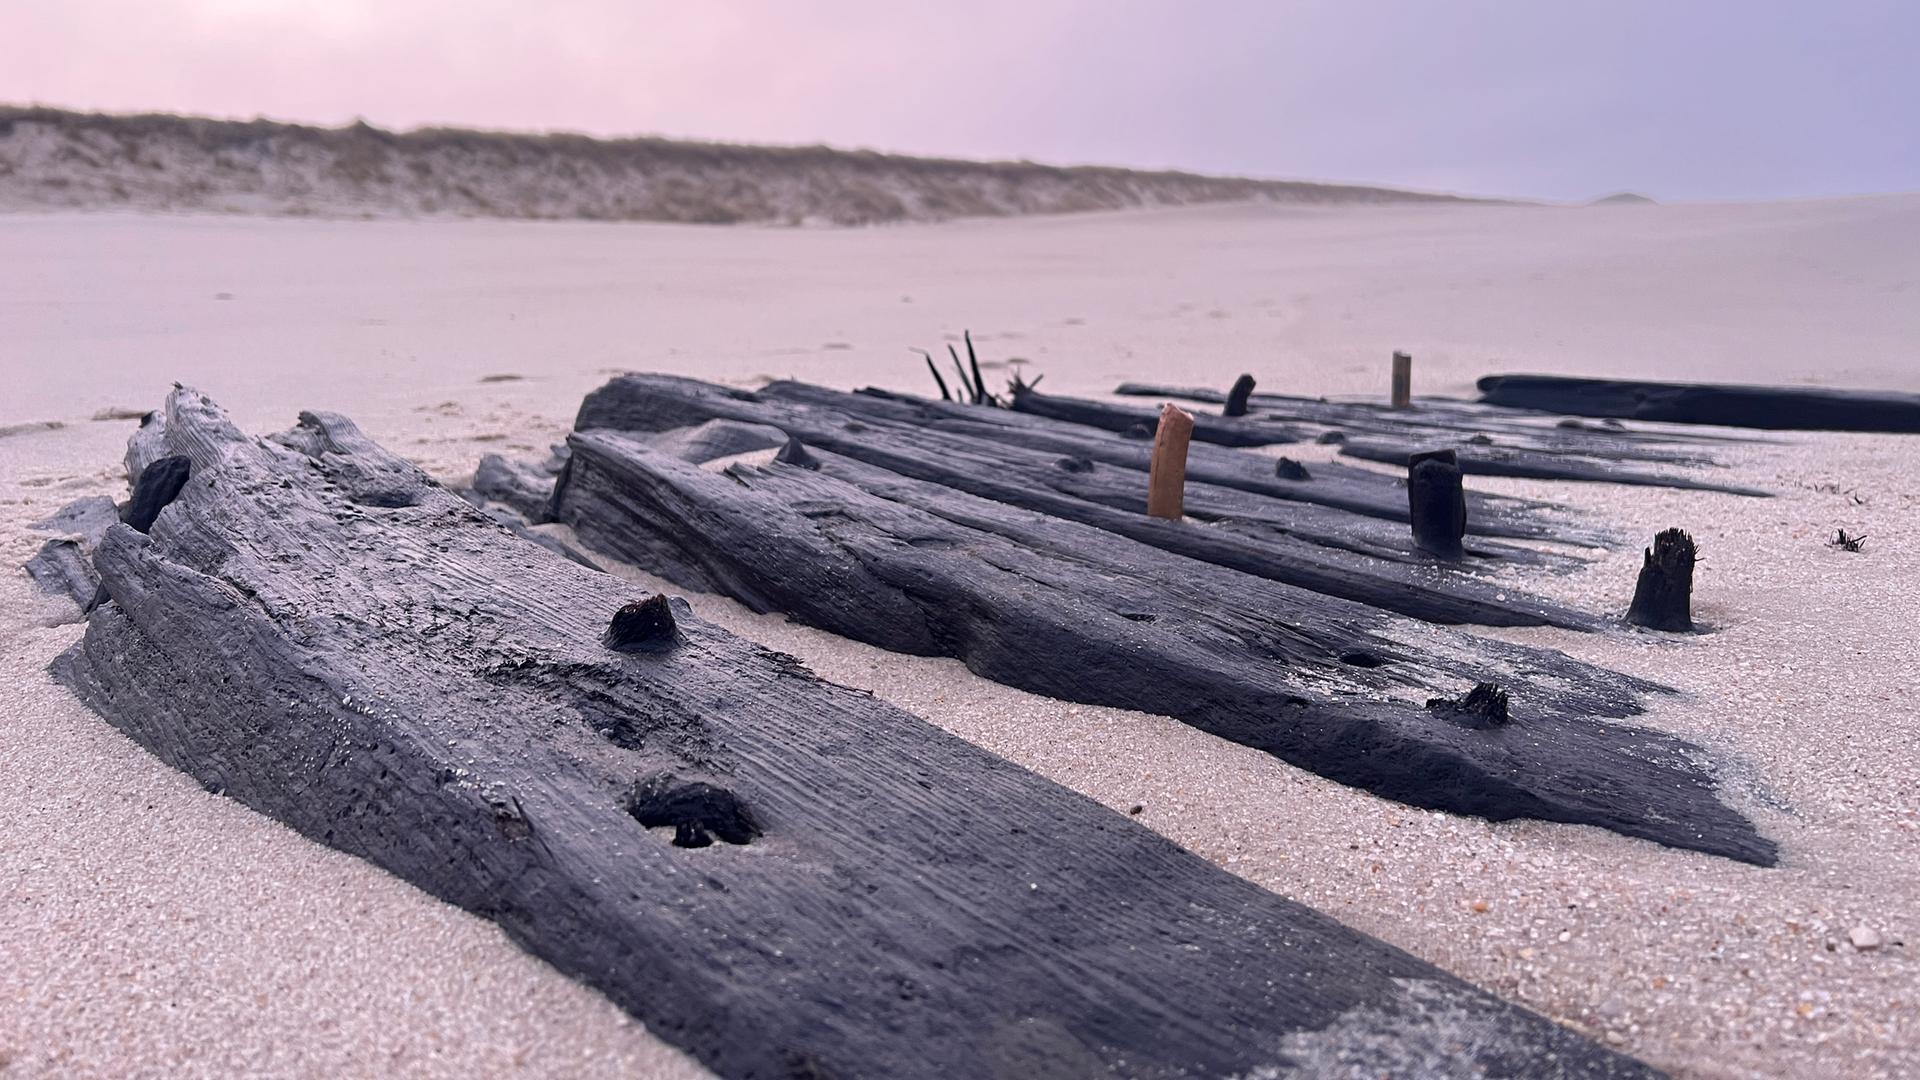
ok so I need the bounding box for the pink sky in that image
[6,0,1915,201]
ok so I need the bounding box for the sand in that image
[0,107,1467,226]
[2,197,1916,1078]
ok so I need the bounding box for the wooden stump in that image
[1408,448,1467,560]
[1627,528,1697,631]
[1223,374,1256,418]
[1391,351,1413,409]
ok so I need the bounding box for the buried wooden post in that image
[1146,403,1195,520]
[1626,528,1697,631]
[1390,351,1413,409]
[1223,374,1257,417]
[1407,448,1466,559]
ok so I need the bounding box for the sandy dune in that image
[2,196,1916,1077]
[0,107,1472,225]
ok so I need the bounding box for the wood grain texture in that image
[553,424,1776,866]
[1337,438,1769,496]
[24,495,119,608]
[575,375,1602,626]
[1110,380,1773,493]
[764,381,1606,543]
[1112,381,1772,454]
[1010,382,1307,447]
[51,388,1665,1079]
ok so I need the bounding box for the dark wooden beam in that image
[1478,374,1920,433]
[51,388,1664,1078]
[553,426,1776,866]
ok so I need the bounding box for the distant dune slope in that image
[0,106,1483,225]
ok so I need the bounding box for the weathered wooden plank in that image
[571,376,1598,626]
[52,388,1664,1078]
[1477,373,1920,433]
[757,381,1608,544]
[1335,438,1771,496]
[784,392,1586,573]
[1113,381,1771,451]
[25,495,119,609]
[1010,383,1309,446]
[554,428,1776,866]
[1110,381,1774,493]
[470,451,562,521]
[25,537,97,607]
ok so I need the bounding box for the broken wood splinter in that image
[1426,683,1511,729]
[1626,528,1697,632]
[605,594,681,652]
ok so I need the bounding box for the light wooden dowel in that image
[1391,351,1412,409]
[1147,403,1195,520]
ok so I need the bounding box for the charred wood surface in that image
[1115,382,1768,462]
[1477,374,1920,433]
[572,376,1598,626]
[1407,449,1468,560]
[1223,373,1257,417]
[553,428,1775,866]
[470,452,559,521]
[1336,438,1770,496]
[763,381,1608,543]
[595,375,1603,547]
[49,388,1665,1079]
[1627,529,1699,632]
[1009,384,1309,446]
[24,496,119,609]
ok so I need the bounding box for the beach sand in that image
[2,197,1916,1077]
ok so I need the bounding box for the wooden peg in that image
[1146,404,1194,520]
[1407,448,1466,559]
[1391,351,1412,409]
[1224,374,1256,418]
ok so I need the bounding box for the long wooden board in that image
[760,381,1610,543]
[1477,373,1920,433]
[54,388,1666,1078]
[570,375,1601,626]
[553,424,1775,866]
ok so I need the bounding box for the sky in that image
[4,0,1917,202]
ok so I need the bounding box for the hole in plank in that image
[1338,649,1388,668]
[626,776,759,849]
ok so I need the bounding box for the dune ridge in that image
[0,105,1486,225]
